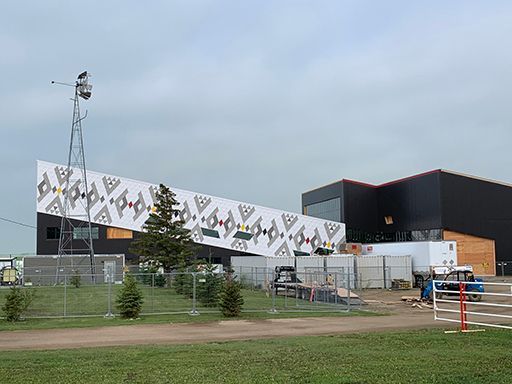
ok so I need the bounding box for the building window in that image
[201,228,220,238]
[107,227,133,239]
[347,228,442,243]
[304,197,341,222]
[233,231,253,240]
[73,227,99,240]
[46,227,60,240]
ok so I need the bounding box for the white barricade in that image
[433,280,512,331]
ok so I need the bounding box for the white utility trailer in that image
[362,241,457,287]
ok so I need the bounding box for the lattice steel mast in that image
[53,71,95,282]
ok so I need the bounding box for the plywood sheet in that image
[107,227,133,239]
[443,230,495,276]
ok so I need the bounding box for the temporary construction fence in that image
[20,254,126,285]
[234,263,413,291]
[263,269,365,310]
[0,270,362,319]
[433,280,512,330]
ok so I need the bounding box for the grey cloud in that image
[1,1,512,252]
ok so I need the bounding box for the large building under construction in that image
[37,161,512,275]
[36,160,345,266]
[303,169,512,275]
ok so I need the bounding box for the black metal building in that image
[36,213,251,266]
[303,170,512,274]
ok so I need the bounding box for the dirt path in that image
[0,311,445,351]
[0,289,453,351]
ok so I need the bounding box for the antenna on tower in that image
[52,71,96,284]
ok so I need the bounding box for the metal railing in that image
[433,280,512,331]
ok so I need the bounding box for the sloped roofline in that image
[304,168,512,194]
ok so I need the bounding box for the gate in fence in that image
[433,280,512,331]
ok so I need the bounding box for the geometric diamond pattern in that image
[37,160,345,256]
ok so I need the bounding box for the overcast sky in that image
[1,1,512,254]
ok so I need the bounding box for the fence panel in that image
[0,268,372,319]
[434,280,512,330]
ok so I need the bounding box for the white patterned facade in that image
[36,160,346,256]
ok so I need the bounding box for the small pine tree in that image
[197,264,224,308]
[220,272,244,317]
[116,274,144,319]
[69,270,81,288]
[173,263,187,295]
[2,286,35,322]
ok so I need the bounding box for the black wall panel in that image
[302,170,512,262]
[342,182,378,231]
[376,172,443,232]
[441,173,512,262]
[36,213,250,266]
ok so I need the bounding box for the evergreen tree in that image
[116,273,144,319]
[174,262,193,297]
[197,263,224,307]
[130,184,198,272]
[2,286,35,322]
[69,270,81,288]
[220,271,244,317]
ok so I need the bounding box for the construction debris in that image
[400,295,433,310]
[401,296,421,302]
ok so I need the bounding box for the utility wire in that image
[0,216,36,229]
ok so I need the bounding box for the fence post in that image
[284,271,288,309]
[151,273,155,313]
[334,272,338,307]
[104,267,114,318]
[190,272,199,316]
[459,282,467,331]
[268,269,278,314]
[295,270,299,307]
[347,270,351,312]
[63,275,67,318]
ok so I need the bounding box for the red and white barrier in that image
[433,280,512,331]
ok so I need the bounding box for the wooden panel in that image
[443,230,496,276]
[107,227,133,239]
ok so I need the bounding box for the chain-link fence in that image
[233,265,414,291]
[0,269,364,319]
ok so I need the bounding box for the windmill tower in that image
[53,71,95,282]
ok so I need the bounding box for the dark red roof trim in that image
[343,169,442,189]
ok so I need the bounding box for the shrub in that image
[220,273,244,317]
[69,270,81,288]
[2,286,35,322]
[116,274,144,319]
[153,273,167,288]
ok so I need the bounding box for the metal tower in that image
[54,71,95,282]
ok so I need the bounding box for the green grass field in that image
[0,286,372,331]
[0,285,350,317]
[0,329,510,383]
